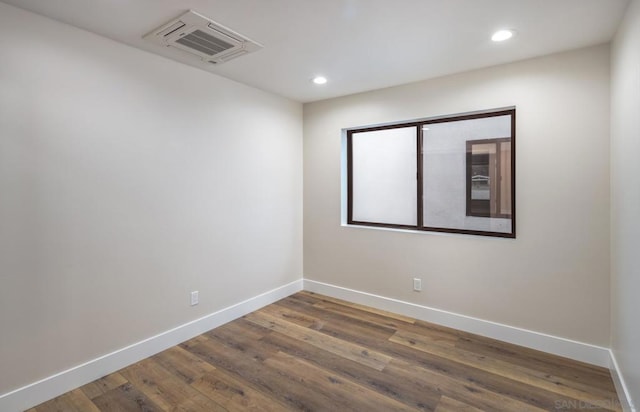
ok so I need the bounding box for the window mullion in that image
[347,131,354,223]
[417,125,424,228]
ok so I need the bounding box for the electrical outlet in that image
[190,291,199,306]
[413,278,422,292]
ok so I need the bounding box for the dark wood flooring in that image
[28,291,621,411]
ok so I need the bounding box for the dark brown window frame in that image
[346,108,516,238]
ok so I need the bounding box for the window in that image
[347,108,515,238]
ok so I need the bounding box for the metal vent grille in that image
[144,10,263,65]
[175,29,235,56]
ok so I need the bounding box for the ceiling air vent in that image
[143,10,262,64]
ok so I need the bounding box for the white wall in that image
[304,45,611,346]
[0,3,302,396]
[611,0,640,407]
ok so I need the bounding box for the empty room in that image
[0,0,638,411]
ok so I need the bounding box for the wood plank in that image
[264,350,417,411]
[118,359,173,410]
[205,317,273,350]
[260,302,320,328]
[435,396,485,412]
[406,316,613,382]
[119,357,227,412]
[152,346,216,385]
[79,372,128,400]
[244,310,392,371]
[155,333,287,411]
[453,334,616,388]
[298,290,416,323]
[187,334,353,410]
[91,383,163,412]
[191,368,291,412]
[288,292,412,330]
[388,359,547,412]
[275,295,609,411]
[179,334,211,350]
[259,307,571,411]
[30,292,622,412]
[417,318,612,380]
[260,330,442,411]
[274,298,399,339]
[31,389,101,412]
[390,329,621,411]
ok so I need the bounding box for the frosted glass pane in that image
[351,127,417,225]
[422,115,513,234]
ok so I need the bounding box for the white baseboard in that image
[0,279,303,412]
[609,350,637,412]
[304,279,610,368]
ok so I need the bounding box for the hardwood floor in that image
[28,292,621,411]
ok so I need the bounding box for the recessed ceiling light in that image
[312,76,328,85]
[491,29,514,42]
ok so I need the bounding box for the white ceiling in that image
[2,0,630,103]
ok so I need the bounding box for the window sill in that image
[341,223,515,240]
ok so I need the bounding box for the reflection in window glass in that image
[471,149,492,201]
[466,139,511,218]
